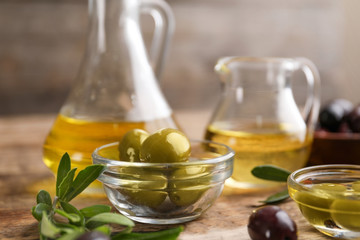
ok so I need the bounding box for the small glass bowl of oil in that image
[92,140,234,224]
[288,164,360,239]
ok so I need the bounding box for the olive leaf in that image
[55,209,81,223]
[64,165,105,202]
[58,168,77,200]
[60,201,85,227]
[93,225,112,235]
[86,212,135,230]
[36,190,52,206]
[56,153,71,196]
[112,226,184,240]
[251,165,291,182]
[251,165,291,204]
[260,189,289,204]
[41,212,61,238]
[54,222,80,231]
[32,203,52,221]
[80,205,112,218]
[56,230,84,240]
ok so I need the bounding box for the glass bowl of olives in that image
[308,99,360,165]
[92,129,234,224]
[288,164,360,239]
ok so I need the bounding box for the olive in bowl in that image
[318,98,353,133]
[308,99,360,165]
[140,128,191,163]
[118,129,149,162]
[92,132,234,224]
[288,164,360,239]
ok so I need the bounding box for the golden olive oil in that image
[43,114,145,172]
[289,181,360,236]
[205,123,312,190]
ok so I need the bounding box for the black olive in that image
[347,105,360,133]
[247,205,297,240]
[319,99,353,132]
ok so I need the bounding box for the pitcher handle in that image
[140,0,175,80]
[296,58,321,132]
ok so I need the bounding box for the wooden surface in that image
[0,112,332,240]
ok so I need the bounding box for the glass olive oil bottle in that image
[43,0,178,193]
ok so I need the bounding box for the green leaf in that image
[260,189,289,204]
[33,152,184,240]
[41,212,61,238]
[112,226,184,240]
[55,209,81,223]
[59,226,77,235]
[40,233,47,240]
[32,203,52,221]
[31,206,36,218]
[54,222,81,231]
[60,201,85,227]
[80,205,112,218]
[56,153,71,196]
[94,225,112,235]
[64,164,105,202]
[251,165,291,182]
[58,168,77,200]
[56,229,84,240]
[36,190,52,206]
[86,212,134,230]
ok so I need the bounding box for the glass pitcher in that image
[204,57,320,191]
[43,0,178,189]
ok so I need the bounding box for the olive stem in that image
[50,196,59,218]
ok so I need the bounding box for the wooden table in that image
[0,111,331,240]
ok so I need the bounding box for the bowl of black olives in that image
[92,128,234,224]
[308,98,360,165]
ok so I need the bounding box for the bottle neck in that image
[81,0,152,84]
[88,0,141,54]
[62,0,173,122]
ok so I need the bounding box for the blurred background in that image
[0,0,359,116]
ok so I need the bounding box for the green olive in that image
[312,183,347,193]
[118,129,149,162]
[121,189,167,209]
[140,128,191,163]
[118,168,168,208]
[168,166,211,206]
[331,199,360,231]
[294,183,346,227]
[295,191,333,227]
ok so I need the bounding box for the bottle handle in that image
[295,58,321,132]
[140,0,175,80]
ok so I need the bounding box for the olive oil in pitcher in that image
[205,122,313,189]
[205,57,320,191]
